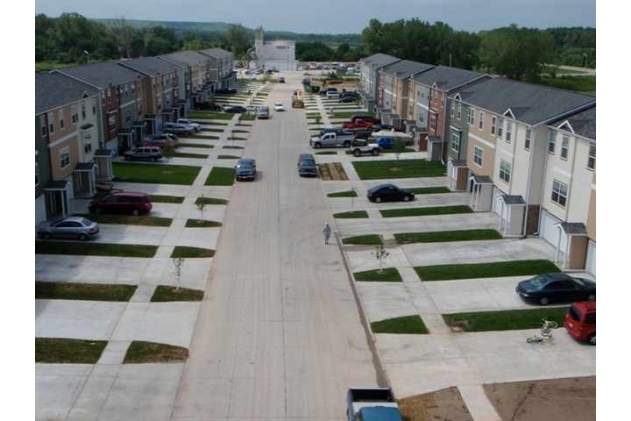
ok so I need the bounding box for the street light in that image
[83,50,90,64]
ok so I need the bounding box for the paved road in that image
[171,74,379,420]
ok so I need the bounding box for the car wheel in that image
[78,233,88,241]
[403,195,410,202]
[375,197,382,203]
[372,149,379,156]
[151,157,157,162]
[132,209,140,216]
[314,143,321,149]
[539,297,549,305]
[587,333,596,346]
[344,141,351,148]
[353,150,361,157]
[125,155,131,160]
[588,293,596,301]
[40,232,51,240]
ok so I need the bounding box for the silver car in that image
[37,216,100,241]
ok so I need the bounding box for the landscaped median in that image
[150,286,204,302]
[442,307,568,332]
[380,205,472,218]
[148,195,185,204]
[196,196,228,205]
[408,186,451,194]
[353,159,446,180]
[394,229,502,244]
[333,210,369,219]
[205,167,235,185]
[371,315,429,334]
[170,246,215,258]
[35,281,137,301]
[414,259,560,281]
[328,190,358,198]
[123,341,189,363]
[36,338,107,363]
[76,213,172,227]
[113,163,200,185]
[35,241,158,258]
[185,219,222,228]
[187,111,234,120]
[354,267,402,282]
[342,234,382,245]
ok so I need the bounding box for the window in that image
[58,110,65,129]
[450,102,455,118]
[451,131,461,152]
[92,105,96,115]
[491,116,497,135]
[126,110,132,123]
[499,160,511,183]
[467,107,475,126]
[561,135,569,160]
[587,143,596,170]
[41,123,47,137]
[81,102,86,119]
[84,141,92,154]
[525,128,532,150]
[478,111,484,130]
[71,105,78,124]
[548,130,556,154]
[35,162,40,186]
[505,121,512,143]
[48,112,55,134]
[497,117,504,139]
[551,179,568,207]
[59,147,70,169]
[474,146,483,166]
[456,102,461,120]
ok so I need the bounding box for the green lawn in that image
[76,213,172,227]
[354,268,402,282]
[123,341,189,363]
[381,205,472,218]
[177,143,214,149]
[205,167,235,185]
[537,75,596,94]
[414,259,561,281]
[151,286,204,302]
[36,282,137,301]
[332,111,374,119]
[196,197,228,205]
[353,160,446,180]
[380,148,416,154]
[187,111,233,120]
[200,128,225,133]
[407,187,452,195]
[442,307,569,332]
[223,145,244,149]
[185,219,222,228]
[218,155,240,159]
[327,190,358,198]
[193,134,220,140]
[36,241,157,258]
[371,315,429,334]
[36,338,107,363]
[333,210,369,219]
[394,229,502,244]
[342,235,382,245]
[171,246,215,258]
[148,195,185,204]
[173,152,209,159]
[315,151,338,155]
[113,163,200,185]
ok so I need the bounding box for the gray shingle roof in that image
[502,195,526,205]
[199,48,232,59]
[360,53,400,70]
[56,61,143,88]
[456,77,596,125]
[118,57,180,77]
[36,72,99,115]
[159,51,211,66]
[381,60,433,78]
[553,106,596,141]
[560,222,587,235]
[413,65,486,92]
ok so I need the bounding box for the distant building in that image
[252,26,296,71]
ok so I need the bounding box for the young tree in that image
[196,195,206,222]
[373,244,390,273]
[162,141,175,162]
[172,257,184,291]
[393,138,405,161]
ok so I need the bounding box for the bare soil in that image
[398,387,474,421]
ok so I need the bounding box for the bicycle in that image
[526,319,559,344]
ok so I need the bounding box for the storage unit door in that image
[585,240,596,276]
[540,210,568,256]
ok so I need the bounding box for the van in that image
[89,192,153,216]
[564,301,596,345]
[124,146,163,162]
[297,153,318,177]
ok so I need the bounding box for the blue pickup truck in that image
[346,388,403,421]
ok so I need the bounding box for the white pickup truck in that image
[310,132,355,149]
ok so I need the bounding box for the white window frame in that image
[505,121,512,143]
[491,116,496,135]
[450,102,455,118]
[587,143,596,170]
[59,147,70,169]
[467,107,475,126]
[497,117,504,139]
[561,135,569,160]
[551,179,568,207]
[456,102,461,120]
[473,146,483,167]
[450,130,461,152]
[499,160,511,183]
[478,111,484,130]
[525,128,532,150]
[548,130,556,154]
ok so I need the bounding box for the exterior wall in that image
[205,56,218,85]
[118,80,137,130]
[103,85,120,142]
[568,236,588,270]
[586,172,596,241]
[413,82,430,130]
[466,132,496,177]
[77,95,100,162]
[46,105,81,181]
[134,79,145,120]
[447,103,470,163]
[35,115,51,199]
[377,71,387,109]
[428,88,445,138]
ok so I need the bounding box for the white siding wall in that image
[35,194,47,226]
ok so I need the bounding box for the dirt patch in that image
[318,162,348,180]
[483,376,596,421]
[398,387,474,421]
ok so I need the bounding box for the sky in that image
[34,0,596,34]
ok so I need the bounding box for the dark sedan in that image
[516,273,596,305]
[339,96,358,103]
[367,184,415,203]
[223,105,248,113]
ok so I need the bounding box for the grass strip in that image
[223,145,244,149]
[192,134,220,140]
[151,285,204,302]
[171,246,215,258]
[333,210,369,219]
[36,281,137,301]
[328,190,358,198]
[36,338,107,363]
[187,111,233,120]
[415,259,561,281]
[407,187,452,194]
[218,155,240,159]
[76,213,172,227]
[148,195,185,204]
[200,128,225,133]
[332,111,375,118]
[196,197,228,205]
[205,167,235,185]
[123,341,189,363]
[394,229,502,244]
[354,267,402,282]
[442,307,569,332]
[353,159,446,180]
[173,152,209,159]
[315,151,338,155]
[381,205,472,218]
[342,234,382,245]
[113,163,200,185]
[185,219,222,228]
[371,315,429,334]
[177,143,214,149]
[36,241,157,258]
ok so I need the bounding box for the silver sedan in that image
[37,216,100,241]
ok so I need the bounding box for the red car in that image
[342,119,377,130]
[89,192,152,216]
[564,301,596,345]
[350,115,381,125]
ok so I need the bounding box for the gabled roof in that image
[551,106,596,141]
[360,53,400,70]
[158,50,210,67]
[36,72,99,115]
[412,65,487,92]
[455,77,596,126]
[198,48,232,59]
[118,57,180,77]
[380,60,433,78]
[56,61,143,88]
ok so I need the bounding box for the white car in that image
[177,119,201,132]
[274,102,285,111]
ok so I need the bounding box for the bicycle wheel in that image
[546,321,559,329]
[527,336,542,344]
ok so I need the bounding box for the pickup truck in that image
[317,127,356,137]
[343,119,379,130]
[310,132,355,149]
[349,115,381,125]
[347,388,402,421]
[348,140,381,157]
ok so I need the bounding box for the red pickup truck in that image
[343,119,378,130]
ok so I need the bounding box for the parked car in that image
[326,91,341,99]
[142,133,178,147]
[163,122,196,135]
[235,158,257,181]
[367,184,415,203]
[274,102,285,111]
[37,216,100,241]
[89,192,152,216]
[350,115,381,125]
[319,88,338,97]
[297,153,318,177]
[564,301,596,345]
[516,273,596,305]
[256,106,270,119]
[195,101,222,111]
[278,77,285,83]
[339,96,358,103]
[124,146,163,162]
[224,105,248,113]
[214,88,237,95]
[177,119,201,132]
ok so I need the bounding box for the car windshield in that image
[528,275,549,287]
[79,218,92,226]
[568,305,583,322]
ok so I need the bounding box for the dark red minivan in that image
[89,192,152,216]
[564,301,596,345]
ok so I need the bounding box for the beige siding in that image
[467,136,496,177]
[50,135,80,181]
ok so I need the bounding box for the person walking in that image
[323,223,332,245]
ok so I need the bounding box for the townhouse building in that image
[198,48,236,93]
[158,50,212,110]
[36,72,104,224]
[358,54,400,113]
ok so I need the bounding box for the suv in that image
[297,153,318,177]
[256,106,270,119]
[89,192,152,216]
[235,158,257,181]
[176,119,201,132]
[124,146,163,162]
[564,301,596,345]
[164,122,196,135]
